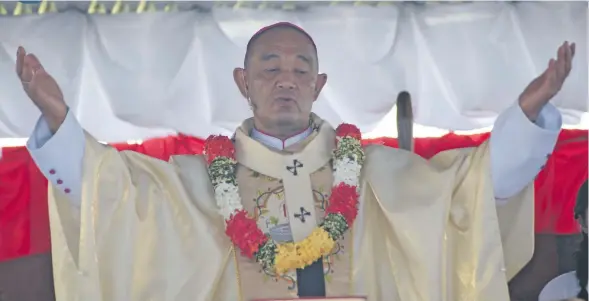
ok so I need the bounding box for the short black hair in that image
[243,22,318,68]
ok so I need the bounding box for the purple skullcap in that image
[243,22,318,68]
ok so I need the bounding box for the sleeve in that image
[442,141,535,291]
[361,143,533,299]
[26,110,85,208]
[490,102,562,201]
[45,130,232,301]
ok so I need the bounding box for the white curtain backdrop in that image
[0,2,586,142]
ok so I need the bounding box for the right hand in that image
[16,46,67,130]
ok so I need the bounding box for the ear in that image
[233,68,247,99]
[313,73,327,101]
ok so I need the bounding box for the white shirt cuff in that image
[26,110,85,206]
[491,103,562,201]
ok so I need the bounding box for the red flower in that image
[325,183,359,224]
[217,124,363,263]
[335,124,361,140]
[225,210,267,258]
[204,135,235,164]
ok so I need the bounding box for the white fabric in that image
[539,271,583,301]
[27,101,561,209]
[251,126,314,149]
[490,103,561,199]
[27,108,85,202]
[2,2,587,141]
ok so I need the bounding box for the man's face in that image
[234,28,327,131]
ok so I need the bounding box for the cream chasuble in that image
[232,117,352,299]
[47,114,534,301]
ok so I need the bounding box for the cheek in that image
[301,76,316,87]
[299,78,317,93]
[250,81,271,96]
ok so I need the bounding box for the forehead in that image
[250,27,316,56]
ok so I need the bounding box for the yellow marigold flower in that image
[274,228,336,274]
[275,242,299,274]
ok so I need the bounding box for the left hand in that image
[518,41,575,121]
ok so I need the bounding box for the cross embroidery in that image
[286,159,303,176]
[294,207,311,223]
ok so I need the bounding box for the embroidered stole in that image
[232,115,353,299]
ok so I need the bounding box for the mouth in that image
[275,97,295,103]
[273,97,298,111]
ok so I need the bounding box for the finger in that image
[557,42,566,62]
[26,67,47,88]
[564,42,572,76]
[546,59,558,82]
[20,55,35,83]
[21,53,44,83]
[571,42,576,57]
[26,53,43,70]
[15,47,25,78]
[547,58,557,74]
[555,43,567,79]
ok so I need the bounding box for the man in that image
[17,23,573,301]
[540,180,588,301]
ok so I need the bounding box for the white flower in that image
[208,130,365,229]
[333,157,361,187]
[213,182,243,220]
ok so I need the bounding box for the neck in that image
[253,119,310,140]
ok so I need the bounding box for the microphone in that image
[296,258,326,297]
[396,91,414,152]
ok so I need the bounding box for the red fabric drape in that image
[0,130,586,262]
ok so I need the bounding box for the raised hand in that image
[518,41,575,121]
[16,46,67,131]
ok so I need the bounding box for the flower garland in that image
[204,124,365,274]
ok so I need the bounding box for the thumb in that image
[540,59,556,78]
[545,59,559,82]
[23,66,48,88]
[26,53,43,68]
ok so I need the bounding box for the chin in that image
[272,114,301,126]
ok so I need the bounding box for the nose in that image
[276,72,296,90]
[277,82,295,89]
